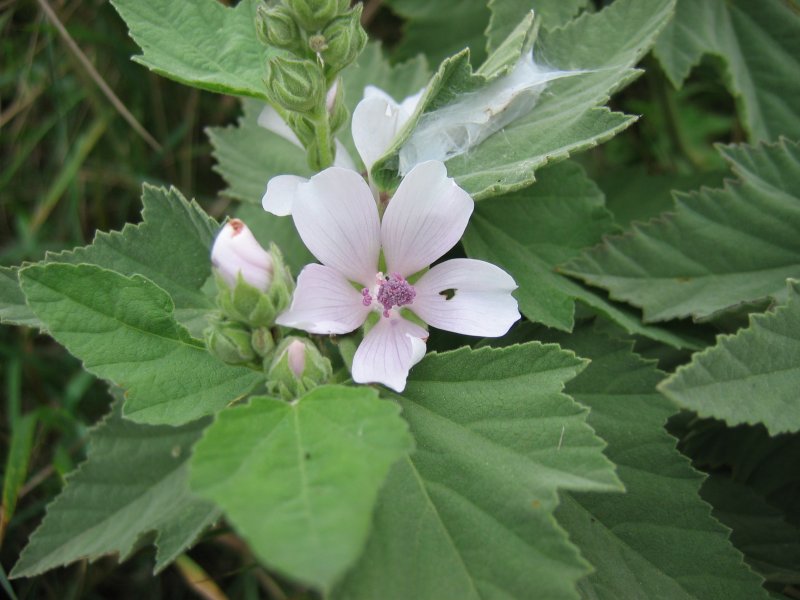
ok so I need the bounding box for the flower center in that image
[362,273,416,317]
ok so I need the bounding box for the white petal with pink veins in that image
[292,168,381,287]
[413,258,520,337]
[352,315,428,392]
[381,161,473,277]
[277,264,370,334]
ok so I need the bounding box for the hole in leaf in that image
[439,288,456,300]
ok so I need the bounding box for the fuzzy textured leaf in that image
[485,0,589,53]
[462,160,699,348]
[660,280,800,435]
[190,385,413,591]
[0,267,39,328]
[11,400,218,578]
[19,264,261,425]
[565,139,800,322]
[111,0,270,98]
[542,331,770,600]
[333,343,622,600]
[48,185,219,337]
[654,0,800,142]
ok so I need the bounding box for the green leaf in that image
[374,0,674,199]
[48,185,219,337]
[541,331,770,600]
[1,413,37,543]
[462,160,699,348]
[11,400,219,578]
[485,0,589,53]
[654,0,800,142]
[384,0,491,66]
[333,343,622,600]
[700,473,800,587]
[111,0,270,98]
[189,385,412,591]
[19,263,261,425]
[0,266,39,328]
[565,139,800,322]
[659,280,800,435]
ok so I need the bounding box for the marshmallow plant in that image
[7,0,795,599]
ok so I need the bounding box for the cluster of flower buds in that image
[256,0,367,169]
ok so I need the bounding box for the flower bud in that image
[320,5,366,73]
[251,326,276,358]
[213,221,295,328]
[256,3,302,52]
[205,320,257,366]
[283,0,349,32]
[211,219,273,291]
[267,337,332,399]
[265,56,326,113]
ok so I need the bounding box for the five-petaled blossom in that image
[276,160,520,392]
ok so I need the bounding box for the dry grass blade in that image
[34,0,162,152]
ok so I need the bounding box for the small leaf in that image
[660,280,800,435]
[542,330,770,600]
[111,0,271,98]
[565,139,800,322]
[11,400,219,578]
[19,263,261,425]
[654,0,800,142]
[333,343,622,600]
[189,385,413,591]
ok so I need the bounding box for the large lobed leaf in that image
[565,139,800,322]
[660,280,800,436]
[333,342,622,600]
[19,263,262,426]
[541,330,769,600]
[11,400,219,578]
[462,160,700,348]
[189,385,413,592]
[654,0,800,143]
[111,0,270,98]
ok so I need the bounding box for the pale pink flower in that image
[276,160,520,392]
[261,85,424,216]
[211,219,273,290]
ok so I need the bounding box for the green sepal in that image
[265,55,326,113]
[320,5,367,79]
[267,337,333,400]
[204,318,258,366]
[284,0,349,32]
[256,3,304,55]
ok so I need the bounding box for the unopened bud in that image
[284,0,349,32]
[212,219,273,290]
[320,5,366,72]
[267,337,332,399]
[251,326,276,358]
[205,320,257,366]
[265,56,326,113]
[256,4,301,52]
[213,220,294,328]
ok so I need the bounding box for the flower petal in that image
[352,96,405,171]
[257,105,302,147]
[276,264,370,334]
[292,167,381,287]
[333,140,357,170]
[381,161,473,277]
[262,175,307,216]
[352,315,428,392]
[412,258,520,337]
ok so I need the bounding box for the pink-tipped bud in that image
[286,339,307,377]
[211,219,273,291]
